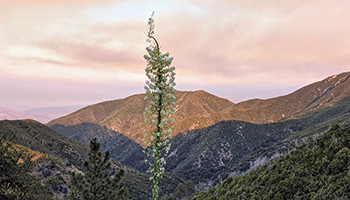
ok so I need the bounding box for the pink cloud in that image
[4,20,147,72]
[1,0,350,110]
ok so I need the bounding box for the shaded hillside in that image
[0,119,138,172]
[0,119,88,167]
[192,125,350,200]
[48,72,350,145]
[51,123,147,171]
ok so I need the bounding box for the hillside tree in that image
[143,12,176,200]
[69,138,128,200]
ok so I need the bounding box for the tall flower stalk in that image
[143,13,176,200]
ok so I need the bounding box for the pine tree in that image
[69,138,128,200]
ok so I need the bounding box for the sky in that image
[1,0,350,111]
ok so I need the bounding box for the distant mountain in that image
[48,72,350,145]
[0,106,49,123]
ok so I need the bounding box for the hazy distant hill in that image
[0,106,49,123]
[48,72,350,144]
[0,105,83,124]
[25,105,84,123]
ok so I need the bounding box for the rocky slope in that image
[191,125,350,199]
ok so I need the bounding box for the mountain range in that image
[0,106,50,123]
[47,71,350,185]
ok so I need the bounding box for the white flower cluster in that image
[143,44,176,169]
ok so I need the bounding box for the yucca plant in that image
[143,12,176,200]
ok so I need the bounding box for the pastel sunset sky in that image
[1,0,350,110]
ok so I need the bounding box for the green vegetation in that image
[69,138,129,200]
[192,125,350,199]
[165,180,195,200]
[0,132,54,199]
[143,12,176,200]
[120,172,185,200]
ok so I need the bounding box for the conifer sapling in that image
[70,138,128,200]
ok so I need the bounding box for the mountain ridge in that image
[48,90,235,144]
[48,71,350,145]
